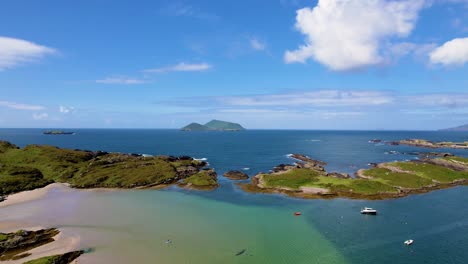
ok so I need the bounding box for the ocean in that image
[0,129,467,263]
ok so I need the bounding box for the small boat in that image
[294,212,301,216]
[235,249,246,256]
[404,239,414,246]
[360,207,377,215]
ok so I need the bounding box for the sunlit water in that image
[0,129,467,263]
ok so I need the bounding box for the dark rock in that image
[271,164,296,173]
[369,139,382,143]
[0,228,60,261]
[223,170,249,180]
[176,166,199,178]
[326,172,350,179]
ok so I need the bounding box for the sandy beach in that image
[0,183,82,263]
[0,183,69,208]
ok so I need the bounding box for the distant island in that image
[439,124,468,131]
[181,119,245,131]
[43,130,75,135]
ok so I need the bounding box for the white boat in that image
[360,207,377,215]
[404,239,414,245]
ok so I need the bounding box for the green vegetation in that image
[0,141,215,195]
[250,156,468,199]
[181,119,245,131]
[262,168,322,189]
[362,168,433,188]
[261,168,398,194]
[180,170,218,189]
[443,156,468,164]
[23,250,83,264]
[390,162,468,183]
[0,233,7,242]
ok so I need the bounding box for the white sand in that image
[0,183,68,208]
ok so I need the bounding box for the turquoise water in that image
[0,129,467,263]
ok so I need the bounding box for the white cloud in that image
[0,36,55,70]
[59,105,75,113]
[32,113,49,120]
[406,93,468,108]
[96,77,146,85]
[220,90,393,107]
[284,0,425,71]
[144,62,212,73]
[250,38,266,51]
[0,100,45,110]
[429,37,468,66]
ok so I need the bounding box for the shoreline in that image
[0,183,69,208]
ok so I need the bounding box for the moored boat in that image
[360,207,377,215]
[404,239,414,245]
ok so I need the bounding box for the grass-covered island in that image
[181,119,245,131]
[240,154,468,199]
[0,141,218,197]
[383,139,468,149]
[43,130,75,135]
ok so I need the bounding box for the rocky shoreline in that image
[240,153,468,200]
[0,228,84,263]
[0,141,219,198]
[370,138,468,149]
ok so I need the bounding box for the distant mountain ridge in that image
[440,124,468,131]
[181,120,245,131]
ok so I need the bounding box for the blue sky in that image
[1,0,467,130]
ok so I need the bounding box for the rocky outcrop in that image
[380,139,468,149]
[223,170,249,180]
[0,228,60,261]
[24,250,84,264]
[289,154,326,171]
[326,172,350,179]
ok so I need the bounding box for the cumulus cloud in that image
[429,37,468,66]
[96,77,146,84]
[0,100,45,110]
[284,0,425,70]
[0,36,55,70]
[32,113,49,120]
[144,62,212,73]
[250,38,266,51]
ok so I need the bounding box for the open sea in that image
[0,129,467,264]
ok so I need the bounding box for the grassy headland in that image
[0,141,217,196]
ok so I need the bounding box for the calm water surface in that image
[0,129,467,263]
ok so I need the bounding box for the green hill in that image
[181,123,206,131]
[439,124,468,131]
[180,120,245,131]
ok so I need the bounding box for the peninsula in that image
[181,120,245,131]
[0,141,218,197]
[240,154,468,200]
[382,139,468,149]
